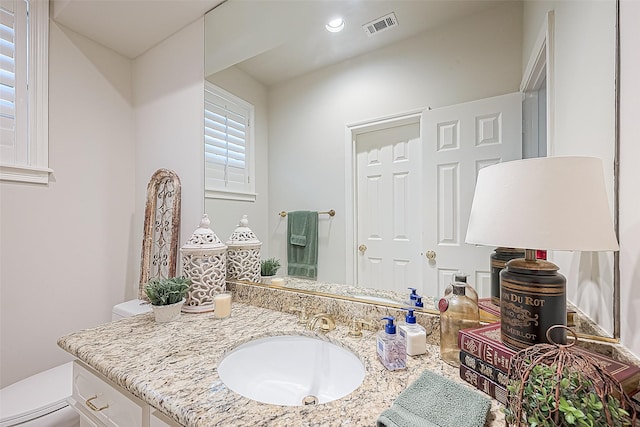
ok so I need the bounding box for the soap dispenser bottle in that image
[377,317,406,371]
[407,288,418,305]
[438,275,480,367]
[398,308,427,356]
[414,295,424,308]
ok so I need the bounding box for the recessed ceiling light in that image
[325,17,345,33]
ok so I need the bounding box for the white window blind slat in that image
[0,0,17,158]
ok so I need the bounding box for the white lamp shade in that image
[465,156,619,252]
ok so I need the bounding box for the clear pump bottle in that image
[438,275,480,367]
[377,317,406,370]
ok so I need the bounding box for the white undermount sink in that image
[217,335,365,406]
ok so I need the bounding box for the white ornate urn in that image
[180,214,227,313]
[226,215,262,282]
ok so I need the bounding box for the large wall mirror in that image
[204,0,619,340]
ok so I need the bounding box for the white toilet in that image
[0,300,152,426]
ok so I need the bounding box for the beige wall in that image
[0,16,205,388]
[619,0,640,358]
[0,22,136,387]
[131,19,205,301]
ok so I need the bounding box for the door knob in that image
[426,250,436,260]
[358,244,367,253]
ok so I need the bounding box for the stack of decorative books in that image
[458,322,640,405]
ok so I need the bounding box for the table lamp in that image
[465,156,619,350]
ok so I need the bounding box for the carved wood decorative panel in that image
[139,169,181,300]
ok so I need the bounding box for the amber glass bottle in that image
[438,276,480,367]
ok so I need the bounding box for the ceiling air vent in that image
[363,12,398,37]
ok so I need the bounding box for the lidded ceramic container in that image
[226,215,262,282]
[490,247,525,305]
[180,214,227,313]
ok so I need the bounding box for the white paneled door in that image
[356,120,422,295]
[354,93,521,301]
[422,93,522,299]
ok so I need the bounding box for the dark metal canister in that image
[490,247,525,305]
[500,258,566,350]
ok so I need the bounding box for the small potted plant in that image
[144,277,191,323]
[505,353,634,426]
[260,258,281,284]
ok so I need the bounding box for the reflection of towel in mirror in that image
[376,369,491,427]
[287,211,318,279]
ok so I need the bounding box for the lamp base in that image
[490,247,525,305]
[500,256,566,350]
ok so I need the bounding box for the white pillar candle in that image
[214,293,232,319]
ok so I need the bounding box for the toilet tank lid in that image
[0,362,73,424]
[112,299,152,318]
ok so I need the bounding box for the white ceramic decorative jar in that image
[226,215,262,282]
[180,214,227,313]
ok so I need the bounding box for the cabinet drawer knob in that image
[86,395,109,412]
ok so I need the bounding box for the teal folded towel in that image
[287,211,318,279]
[377,369,491,427]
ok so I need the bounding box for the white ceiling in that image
[51,0,224,59]
[52,0,513,85]
[206,0,513,86]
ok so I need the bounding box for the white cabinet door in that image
[69,361,148,427]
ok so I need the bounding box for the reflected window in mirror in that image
[204,82,255,201]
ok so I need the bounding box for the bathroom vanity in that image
[58,301,505,426]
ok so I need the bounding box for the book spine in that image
[460,363,508,405]
[458,329,515,372]
[459,350,510,388]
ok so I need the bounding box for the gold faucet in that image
[289,307,310,324]
[307,313,336,333]
[348,318,375,338]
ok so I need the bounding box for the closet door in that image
[355,120,422,295]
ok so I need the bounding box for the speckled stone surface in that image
[270,277,438,311]
[228,281,442,346]
[58,302,505,427]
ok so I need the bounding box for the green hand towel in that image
[287,211,318,279]
[290,234,307,247]
[377,369,491,427]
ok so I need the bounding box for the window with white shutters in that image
[204,82,255,201]
[0,0,49,184]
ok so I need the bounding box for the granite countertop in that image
[277,277,438,310]
[58,303,505,426]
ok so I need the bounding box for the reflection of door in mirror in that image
[356,118,422,296]
[422,93,522,299]
[354,93,522,301]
